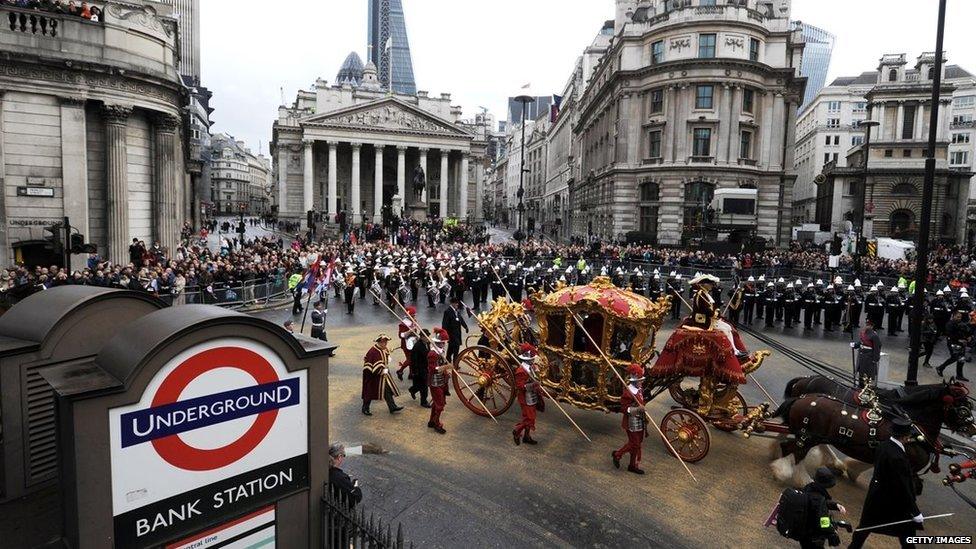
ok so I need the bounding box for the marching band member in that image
[344,271,358,314]
[396,306,420,381]
[427,328,453,434]
[612,364,648,475]
[512,343,545,446]
[361,334,403,416]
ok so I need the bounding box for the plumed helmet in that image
[627,363,645,382]
[432,328,449,344]
[518,343,538,361]
[405,305,417,316]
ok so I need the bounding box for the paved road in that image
[252,292,976,548]
[203,216,289,252]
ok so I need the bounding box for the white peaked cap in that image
[807,283,814,288]
[847,285,855,291]
[854,279,862,287]
[758,275,766,281]
[834,276,843,284]
[937,290,944,296]
[890,286,898,292]
[778,277,785,283]
[747,276,755,282]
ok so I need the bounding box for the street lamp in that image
[852,119,880,277]
[514,93,533,243]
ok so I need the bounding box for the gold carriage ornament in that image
[449,275,772,464]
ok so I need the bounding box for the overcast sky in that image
[200,0,976,157]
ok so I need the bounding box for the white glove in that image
[912,513,923,524]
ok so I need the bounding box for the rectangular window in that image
[953,95,976,108]
[884,149,894,157]
[953,114,974,124]
[902,105,917,139]
[739,131,753,160]
[951,151,969,165]
[827,101,841,112]
[824,153,830,164]
[834,136,840,145]
[833,153,839,162]
[693,128,712,157]
[853,102,867,112]
[826,118,840,128]
[650,89,664,113]
[749,38,760,62]
[698,34,716,59]
[742,88,754,113]
[696,85,714,109]
[700,0,717,5]
[902,149,912,158]
[652,41,665,64]
[952,132,971,144]
[648,130,662,158]
[852,135,864,146]
[825,135,832,146]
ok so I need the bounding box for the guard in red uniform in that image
[396,306,420,381]
[427,328,452,434]
[513,343,545,446]
[361,334,403,416]
[612,364,648,475]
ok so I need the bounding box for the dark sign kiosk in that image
[0,287,333,548]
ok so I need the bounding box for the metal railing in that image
[159,277,291,309]
[323,491,411,549]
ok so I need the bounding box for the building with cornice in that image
[570,0,806,246]
[272,62,486,228]
[817,53,976,245]
[0,1,190,266]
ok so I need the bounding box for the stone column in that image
[419,148,428,204]
[0,92,7,266]
[439,151,449,218]
[895,103,905,141]
[915,101,925,139]
[303,139,314,227]
[60,97,89,268]
[396,146,406,216]
[716,83,733,163]
[103,105,131,264]
[771,93,785,169]
[459,153,469,220]
[152,113,180,254]
[276,147,287,220]
[374,145,384,223]
[327,142,338,222]
[351,143,361,222]
[474,161,484,222]
[664,85,677,162]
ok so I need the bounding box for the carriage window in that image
[542,350,564,383]
[611,323,637,361]
[570,360,600,390]
[546,314,567,348]
[573,312,604,354]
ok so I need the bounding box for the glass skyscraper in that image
[797,22,836,110]
[368,0,417,95]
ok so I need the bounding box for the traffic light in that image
[44,223,63,254]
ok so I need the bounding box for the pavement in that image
[253,294,976,548]
[203,217,289,252]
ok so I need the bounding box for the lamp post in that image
[514,94,533,244]
[853,119,880,278]
[907,0,948,386]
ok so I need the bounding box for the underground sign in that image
[109,338,309,548]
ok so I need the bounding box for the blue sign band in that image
[120,377,300,448]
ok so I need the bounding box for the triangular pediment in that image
[301,97,472,138]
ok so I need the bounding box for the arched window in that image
[891,182,917,196]
[889,209,915,238]
[888,69,898,82]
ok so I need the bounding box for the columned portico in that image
[396,146,406,216]
[351,143,361,221]
[459,154,469,220]
[327,141,338,220]
[373,146,383,223]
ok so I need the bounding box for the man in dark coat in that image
[441,296,468,363]
[798,467,845,548]
[849,418,923,549]
[328,443,362,508]
[409,329,431,407]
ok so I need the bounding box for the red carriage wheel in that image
[660,408,711,463]
[452,345,515,418]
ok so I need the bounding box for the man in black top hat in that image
[849,418,923,549]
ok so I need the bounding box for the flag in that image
[550,94,563,123]
[315,257,336,294]
[302,257,321,291]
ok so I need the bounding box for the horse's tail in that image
[771,397,799,420]
[783,376,806,399]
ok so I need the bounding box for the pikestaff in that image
[669,288,779,407]
[565,306,698,484]
[489,263,538,336]
[382,291,499,424]
[472,311,592,442]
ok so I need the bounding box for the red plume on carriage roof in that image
[518,343,538,359]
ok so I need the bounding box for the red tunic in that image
[619,385,646,430]
[427,348,449,428]
[514,363,544,436]
[398,320,416,369]
[362,345,400,401]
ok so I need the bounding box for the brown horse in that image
[768,383,975,488]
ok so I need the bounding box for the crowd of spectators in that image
[4,215,976,311]
[4,0,101,21]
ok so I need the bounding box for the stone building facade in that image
[272,63,485,228]
[819,53,975,245]
[0,2,190,266]
[570,0,805,246]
